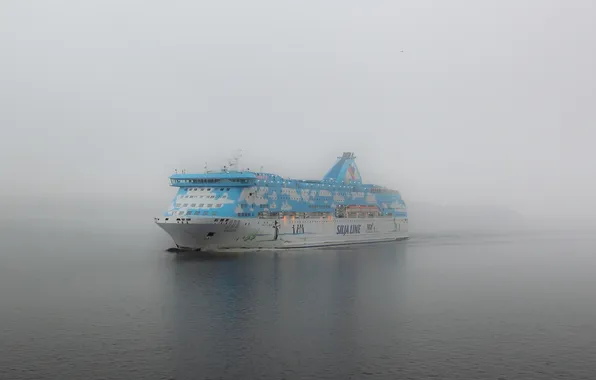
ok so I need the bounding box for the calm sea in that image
[1,216,595,380]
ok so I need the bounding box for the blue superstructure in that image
[164,152,407,220]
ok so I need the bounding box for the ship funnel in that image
[323,152,362,184]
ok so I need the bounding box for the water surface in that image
[1,218,595,379]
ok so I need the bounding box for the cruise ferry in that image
[155,152,408,251]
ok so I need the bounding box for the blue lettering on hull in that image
[336,225,361,235]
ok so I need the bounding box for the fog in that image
[1,0,595,228]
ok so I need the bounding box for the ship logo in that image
[346,163,360,181]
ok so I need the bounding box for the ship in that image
[155,152,408,251]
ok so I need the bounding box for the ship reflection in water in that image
[164,242,409,379]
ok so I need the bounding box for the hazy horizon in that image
[2,0,595,223]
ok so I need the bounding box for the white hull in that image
[155,217,408,251]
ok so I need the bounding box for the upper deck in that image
[163,152,406,220]
[170,171,399,194]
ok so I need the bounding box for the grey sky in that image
[1,0,595,220]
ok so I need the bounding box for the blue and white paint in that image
[155,152,408,251]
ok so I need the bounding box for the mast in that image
[226,149,243,172]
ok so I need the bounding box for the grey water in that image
[1,217,596,380]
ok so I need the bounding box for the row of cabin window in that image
[231,203,398,210]
[177,210,218,216]
[240,204,268,208]
[176,179,251,184]
[258,211,332,218]
[268,191,399,198]
[277,197,334,202]
[176,203,223,208]
[238,213,253,217]
[173,179,220,184]
[370,188,400,194]
[183,185,398,197]
[172,178,248,183]
[183,195,217,199]
[238,204,329,210]
[187,187,232,192]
